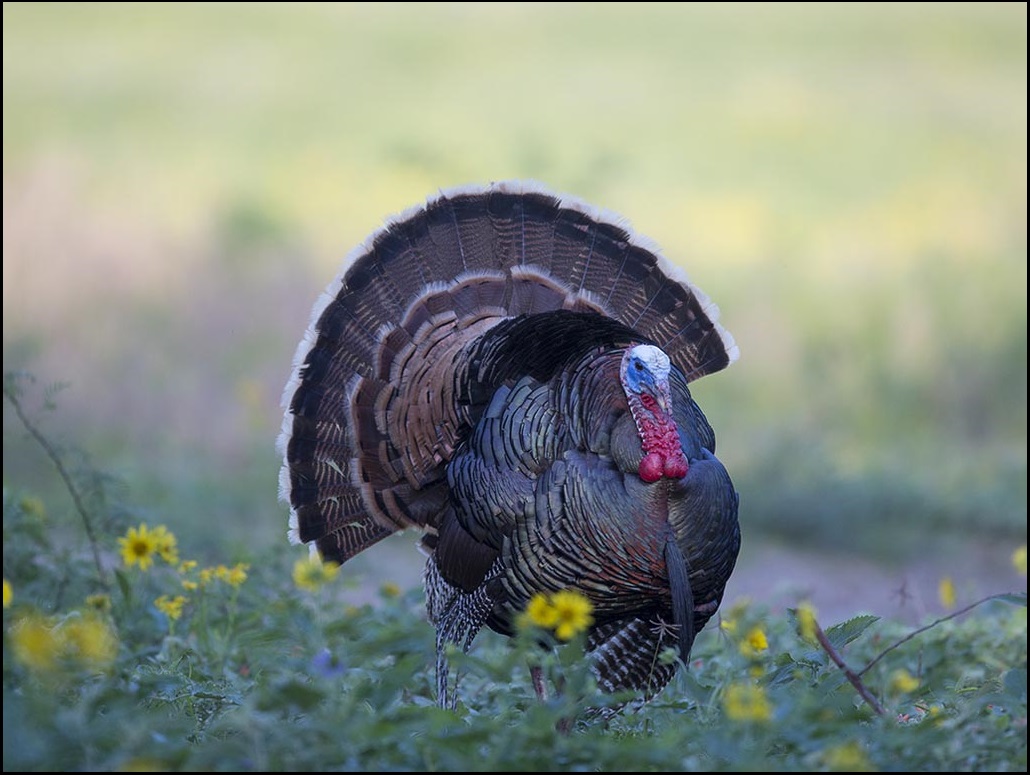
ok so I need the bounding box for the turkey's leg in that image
[531,664,549,701]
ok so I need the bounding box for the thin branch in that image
[4,381,111,591]
[814,622,886,716]
[859,593,1017,678]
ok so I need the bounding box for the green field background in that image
[4,3,1026,613]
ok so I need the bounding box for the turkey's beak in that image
[655,379,672,414]
[659,379,675,414]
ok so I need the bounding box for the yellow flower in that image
[722,682,773,723]
[178,560,198,574]
[181,580,199,591]
[155,595,187,621]
[225,563,249,587]
[292,555,340,592]
[938,577,956,609]
[214,563,250,586]
[11,611,119,672]
[118,524,159,570]
[199,567,216,586]
[820,740,875,772]
[720,618,737,634]
[522,592,559,629]
[1013,546,1027,576]
[19,495,46,520]
[85,594,112,612]
[10,614,63,672]
[796,602,818,644]
[62,614,118,667]
[740,626,769,657]
[518,590,594,640]
[380,582,401,598]
[116,757,166,772]
[3,578,11,608]
[889,668,920,694]
[550,589,594,641]
[150,525,179,565]
[210,563,250,587]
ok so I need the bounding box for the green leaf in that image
[260,678,326,711]
[824,615,880,650]
[1003,668,1027,701]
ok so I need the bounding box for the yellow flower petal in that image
[740,626,769,657]
[118,524,159,570]
[62,614,119,666]
[19,496,46,520]
[292,556,340,591]
[150,525,179,565]
[796,602,818,644]
[938,577,956,609]
[155,595,187,621]
[890,668,920,694]
[85,594,112,612]
[524,592,559,628]
[821,741,875,772]
[225,563,249,588]
[1013,546,1027,576]
[549,589,594,641]
[722,682,773,723]
[116,757,166,772]
[11,614,63,672]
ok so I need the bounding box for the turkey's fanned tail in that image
[278,181,737,566]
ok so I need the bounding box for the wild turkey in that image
[278,180,740,710]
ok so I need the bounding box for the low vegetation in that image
[3,373,1026,771]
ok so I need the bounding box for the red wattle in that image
[633,392,689,482]
[639,452,664,483]
[664,453,689,479]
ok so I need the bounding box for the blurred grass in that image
[3,3,1026,570]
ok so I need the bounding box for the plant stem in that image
[4,382,110,591]
[859,593,1017,677]
[814,621,886,716]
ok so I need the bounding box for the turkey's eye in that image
[634,361,644,371]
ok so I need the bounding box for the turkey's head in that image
[620,345,690,483]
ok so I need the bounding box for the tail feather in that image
[587,616,679,699]
[316,517,395,563]
[279,180,738,567]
